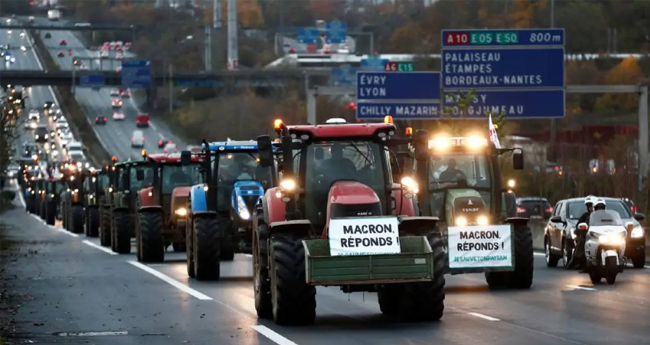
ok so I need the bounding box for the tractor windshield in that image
[427,153,492,218]
[161,164,202,194]
[301,140,388,226]
[214,152,271,212]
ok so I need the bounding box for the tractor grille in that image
[172,196,189,213]
[330,203,382,218]
[453,196,486,218]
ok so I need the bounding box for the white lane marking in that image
[242,254,253,257]
[533,252,545,257]
[27,212,79,237]
[251,325,298,345]
[467,312,500,322]
[566,285,596,291]
[82,240,117,255]
[57,331,128,337]
[127,261,213,300]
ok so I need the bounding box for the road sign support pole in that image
[71,67,75,95]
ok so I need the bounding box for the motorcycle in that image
[578,209,633,284]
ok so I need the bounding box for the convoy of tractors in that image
[19,116,534,326]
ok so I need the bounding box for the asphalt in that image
[3,172,650,344]
[33,18,186,161]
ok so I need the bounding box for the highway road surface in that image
[33,19,186,161]
[1,26,68,163]
[3,176,650,344]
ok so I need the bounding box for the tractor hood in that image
[170,186,191,217]
[231,180,264,222]
[325,181,382,230]
[445,189,487,224]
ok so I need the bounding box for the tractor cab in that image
[411,132,532,288]
[83,168,108,207]
[112,159,152,210]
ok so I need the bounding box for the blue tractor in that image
[180,140,278,281]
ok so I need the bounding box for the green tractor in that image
[43,178,66,225]
[60,163,87,234]
[107,158,152,254]
[82,168,108,237]
[99,159,118,247]
[411,132,532,289]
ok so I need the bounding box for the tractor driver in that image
[437,158,468,188]
[319,143,356,177]
[167,169,191,188]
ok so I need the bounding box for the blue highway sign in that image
[361,58,390,71]
[441,28,565,118]
[326,21,347,44]
[330,67,359,86]
[297,28,320,44]
[442,48,564,89]
[356,72,441,101]
[79,74,105,87]
[121,59,151,89]
[443,90,565,119]
[357,102,441,120]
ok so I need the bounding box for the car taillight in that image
[516,207,526,213]
[545,207,553,213]
[95,117,98,120]
[632,206,638,212]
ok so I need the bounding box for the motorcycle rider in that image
[568,195,596,269]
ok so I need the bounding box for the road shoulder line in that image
[82,240,117,255]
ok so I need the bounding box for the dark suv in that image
[544,197,646,269]
[516,196,552,220]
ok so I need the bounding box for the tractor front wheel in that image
[45,201,56,225]
[253,218,272,319]
[270,234,316,326]
[138,212,164,262]
[70,205,84,234]
[193,217,221,281]
[485,223,534,289]
[186,219,195,278]
[86,207,99,237]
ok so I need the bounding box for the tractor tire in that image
[253,219,272,319]
[45,202,56,225]
[398,232,445,321]
[99,208,111,247]
[186,219,195,278]
[138,212,164,263]
[193,217,221,281]
[61,204,68,229]
[377,284,401,316]
[172,242,186,252]
[510,224,534,289]
[270,234,316,326]
[112,211,131,254]
[87,207,99,237]
[39,202,46,220]
[70,206,84,234]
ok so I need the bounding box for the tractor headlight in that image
[44,134,48,139]
[279,178,296,191]
[455,216,467,226]
[400,176,419,194]
[631,226,644,238]
[477,215,489,226]
[175,207,187,217]
[237,196,251,220]
[50,194,54,198]
[108,187,113,193]
[35,134,39,139]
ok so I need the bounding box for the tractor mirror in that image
[136,169,144,181]
[257,135,273,168]
[513,151,524,170]
[413,129,429,162]
[180,150,192,165]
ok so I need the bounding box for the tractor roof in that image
[147,152,202,163]
[204,140,262,152]
[115,159,148,167]
[287,122,396,140]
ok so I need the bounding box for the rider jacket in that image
[577,212,590,225]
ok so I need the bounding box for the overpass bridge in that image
[0,69,330,89]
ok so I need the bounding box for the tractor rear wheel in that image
[270,234,316,326]
[138,212,164,262]
[86,207,99,237]
[112,211,131,254]
[45,202,56,225]
[70,205,84,234]
[99,207,111,247]
[485,223,534,289]
[193,217,221,281]
[378,284,400,315]
[253,218,272,319]
[186,219,195,278]
[399,232,445,321]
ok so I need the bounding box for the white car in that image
[163,143,177,153]
[110,89,120,97]
[113,112,125,120]
[60,132,74,147]
[28,110,40,121]
[131,130,145,148]
[20,46,26,52]
[55,117,67,126]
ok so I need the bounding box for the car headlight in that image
[237,195,250,220]
[35,135,39,139]
[44,134,49,139]
[175,207,187,217]
[631,226,644,238]
[455,216,467,226]
[598,233,625,245]
[477,215,489,226]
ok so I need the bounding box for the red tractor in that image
[252,117,445,326]
[135,151,204,262]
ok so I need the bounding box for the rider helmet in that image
[593,198,606,210]
[584,195,596,206]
